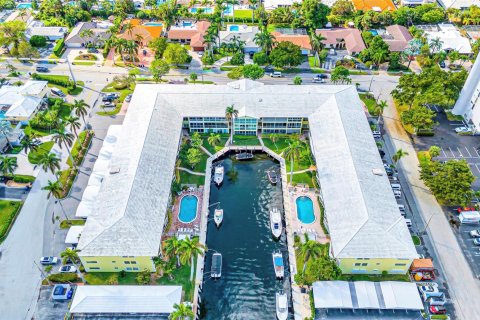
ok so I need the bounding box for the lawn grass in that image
[262,136,291,154]
[233,9,253,20]
[394,100,415,134]
[178,170,205,186]
[7,145,23,154]
[156,258,196,301]
[23,125,51,137]
[28,141,54,164]
[359,93,377,115]
[446,110,463,121]
[339,273,410,282]
[0,200,22,243]
[59,219,85,229]
[412,235,421,245]
[84,272,138,285]
[74,54,98,61]
[38,74,85,96]
[287,171,316,188]
[201,133,229,154]
[72,61,96,66]
[232,135,260,146]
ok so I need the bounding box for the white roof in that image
[81,185,100,203]
[78,80,416,259]
[87,171,105,187]
[219,25,260,48]
[437,0,479,9]
[0,81,47,118]
[313,281,423,310]
[425,24,472,54]
[263,0,301,9]
[75,201,93,219]
[65,226,85,244]
[70,285,182,314]
[28,26,67,37]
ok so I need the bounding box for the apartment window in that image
[133,267,139,271]
[361,263,368,266]
[111,261,116,263]
[130,261,137,264]
[354,263,361,266]
[126,267,132,271]
[124,261,131,264]
[86,261,97,264]
[90,267,100,270]
[394,263,407,267]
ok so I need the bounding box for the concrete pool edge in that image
[177,194,199,224]
[192,145,311,319]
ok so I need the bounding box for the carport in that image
[312,281,423,313]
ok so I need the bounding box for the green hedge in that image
[32,73,72,87]
[12,175,36,183]
[47,272,80,283]
[53,39,65,57]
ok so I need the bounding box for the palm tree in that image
[163,236,182,267]
[207,133,221,148]
[38,153,61,176]
[72,99,89,124]
[375,100,388,125]
[168,303,194,320]
[124,22,134,38]
[393,148,409,163]
[309,33,326,67]
[135,34,144,47]
[296,236,325,271]
[179,237,206,280]
[79,29,94,44]
[254,28,276,55]
[225,105,238,144]
[0,156,17,178]
[20,136,38,155]
[269,133,280,150]
[0,120,13,149]
[60,248,80,264]
[63,116,81,137]
[429,37,443,54]
[283,139,305,183]
[53,128,75,167]
[124,40,139,62]
[43,180,69,221]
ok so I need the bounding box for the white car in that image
[470,229,480,238]
[269,71,282,78]
[59,265,77,273]
[455,126,472,133]
[40,256,58,265]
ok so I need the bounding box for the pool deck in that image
[288,186,329,245]
[193,145,312,320]
[166,187,204,238]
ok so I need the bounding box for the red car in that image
[430,306,447,314]
[457,207,476,213]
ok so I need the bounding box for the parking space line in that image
[441,148,448,158]
[476,148,480,158]
[465,147,472,158]
[475,164,480,174]
[448,147,455,158]
[457,147,464,157]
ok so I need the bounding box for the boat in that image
[211,253,222,278]
[272,251,284,279]
[214,165,224,186]
[267,170,278,185]
[270,208,282,239]
[276,291,288,320]
[235,152,254,161]
[214,209,223,227]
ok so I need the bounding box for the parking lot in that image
[35,286,72,320]
[449,213,480,278]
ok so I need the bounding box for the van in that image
[391,183,401,191]
[404,218,412,228]
[51,87,66,97]
[393,190,402,198]
[459,211,480,224]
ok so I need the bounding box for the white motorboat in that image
[214,209,223,227]
[267,170,278,185]
[270,208,282,239]
[272,251,284,279]
[211,253,222,278]
[276,291,288,320]
[214,166,224,186]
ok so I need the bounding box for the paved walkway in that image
[382,86,480,319]
[176,167,205,176]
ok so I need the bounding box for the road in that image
[0,186,29,200]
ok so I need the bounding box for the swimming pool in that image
[229,25,239,32]
[144,22,163,26]
[296,196,315,224]
[368,30,378,36]
[178,195,198,223]
[190,7,213,14]
[223,5,233,15]
[182,21,193,27]
[16,3,32,9]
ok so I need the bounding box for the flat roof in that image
[78,80,417,260]
[70,285,182,314]
[312,281,423,310]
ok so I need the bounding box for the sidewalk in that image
[382,91,480,319]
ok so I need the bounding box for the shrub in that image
[53,39,65,57]
[202,51,215,65]
[47,272,79,283]
[136,269,151,284]
[13,175,35,183]
[253,51,268,65]
[29,35,47,48]
[230,52,245,65]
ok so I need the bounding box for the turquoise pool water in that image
[179,195,198,223]
[144,22,163,26]
[296,196,315,224]
[0,111,6,120]
[368,30,378,36]
[17,3,32,9]
[229,25,239,32]
[190,7,213,13]
[224,5,233,15]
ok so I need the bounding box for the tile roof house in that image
[65,22,112,48]
[352,0,396,11]
[167,21,210,51]
[0,80,49,122]
[271,29,312,55]
[118,19,163,45]
[382,25,413,52]
[316,28,366,55]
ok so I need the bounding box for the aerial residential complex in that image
[77,80,417,275]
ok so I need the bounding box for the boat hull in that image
[272,252,284,279]
[214,209,223,227]
[276,293,288,320]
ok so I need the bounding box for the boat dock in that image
[193,144,310,319]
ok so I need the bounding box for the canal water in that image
[200,155,292,320]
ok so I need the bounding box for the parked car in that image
[420,284,443,300]
[393,190,402,199]
[52,284,73,300]
[51,87,66,97]
[87,48,99,53]
[428,295,447,306]
[439,61,446,68]
[125,94,132,102]
[40,256,58,265]
[429,305,447,314]
[264,66,274,73]
[312,75,325,83]
[103,101,114,107]
[473,238,480,246]
[372,131,381,139]
[457,206,476,213]
[470,229,480,238]
[269,71,283,78]
[455,126,472,134]
[35,66,49,73]
[59,265,77,273]
[385,167,394,176]
[378,149,385,158]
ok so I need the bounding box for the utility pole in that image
[66,56,76,84]
[33,260,51,285]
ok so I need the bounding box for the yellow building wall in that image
[80,256,155,272]
[338,258,413,275]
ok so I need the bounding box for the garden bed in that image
[67,130,94,167]
[28,141,55,164]
[60,219,86,229]
[83,272,138,285]
[58,168,79,199]
[0,200,22,243]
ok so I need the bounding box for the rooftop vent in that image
[109,166,121,174]
[372,168,384,176]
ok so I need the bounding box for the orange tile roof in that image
[119,20,163,43]
[351,0,396,11]
[271,31,312,50]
